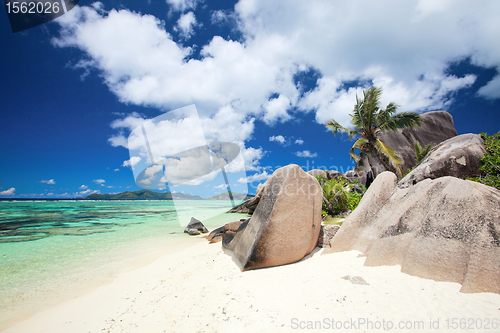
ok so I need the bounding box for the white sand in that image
[3,237,500,333]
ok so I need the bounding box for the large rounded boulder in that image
[360,111,458,178]
[325,171,500,294]
[225,164,323,271]
[399,133,486,188]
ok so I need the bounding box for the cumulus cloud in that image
[238,170,271,183]
[478,75,500,99]
[211,10,234,26]
[295,139,304,145]
[77,189,100,196]
[269,135,286,144]
[93,179,106,186]
[262,94,291,125]
[166,0,200,13]
[122,156,141,168]
[51,1,500,170]
[79,185,88,189]
[0,188,15,196]
[40,179,56,184]
[175,11,198,39]
[295,150,317,158]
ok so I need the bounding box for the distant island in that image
[80,189,250,201]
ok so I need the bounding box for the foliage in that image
[401,165,415,178]
[347,191,363,211]
[325,87,422,178]
[467,132,500,189]
[316,175,366,216]
[323,216,345,226]
[414,140,434,163]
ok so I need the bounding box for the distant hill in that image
[208,192,252,201]
[81,189,250,201]
[170,192,204,200]
[82,189,202,200]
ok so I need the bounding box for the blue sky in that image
[0,0,499,199]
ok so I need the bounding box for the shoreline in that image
[0,235,197,332]
[3,236,500,333]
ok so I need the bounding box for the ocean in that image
[0,200,248,330]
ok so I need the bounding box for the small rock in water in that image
[184,228,201,236]
[184,217,208,235]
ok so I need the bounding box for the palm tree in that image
[325,87,422,177]
[414,140,434,163]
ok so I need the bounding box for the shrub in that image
[467,132,500,189]
[316,175,366,216]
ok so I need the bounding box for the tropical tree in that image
[325,87,422,177]
[317,175,366,216]
[414,140,434,163]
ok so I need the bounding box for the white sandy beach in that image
[3,236,500,333]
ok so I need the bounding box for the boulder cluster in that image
[193,110,499,294]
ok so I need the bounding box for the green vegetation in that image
[400,140,434,178]
[317,175,366,217]
[323,216,345,225]
[467,132,500,189]
[325,87,422,178]
[414,140,434,163]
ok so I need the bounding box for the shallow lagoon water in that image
[0,200,248,329]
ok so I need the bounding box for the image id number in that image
[5,1,60,14]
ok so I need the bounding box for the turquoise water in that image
[0,200,248,330]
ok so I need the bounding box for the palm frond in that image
[414,141,422,159]
[380,112,422,131]
[325,119,358,140]
[375,102,399,128]
[351,96,365,130]
[379,112,422,132]
[349,137,368,161]
[374,138,401,167]
[414,140,434,163]
[368,87,382,128]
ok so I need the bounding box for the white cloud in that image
[166,0,200,13]
[0,188,15,196]
[122,156,142,168]
[175,11,198,39]
[269,135,286,144]
[79,185,88,189]
[139,164,164,185]
[214,184,228,189]
[295,150,317,158]
[211,10,233,25]
[262,94,291,125]
[182,170,219,186]
[93,179,106,186]
[77,189,100,196]
[295,139,304,145]
[111,106,261,175]
[238,170,271,183]
[52,1,500,170]
[114,168,120,172]
[478,75,500,99]
[40,179,56,184]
